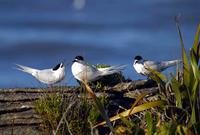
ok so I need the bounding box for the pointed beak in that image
[72,59,78,62]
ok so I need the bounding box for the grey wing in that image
[78,61,100,81]
[36,69,56,83]
[143,60,162,71]
[81,61,98,73]
[86,64,100,76]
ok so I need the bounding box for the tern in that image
[133,55,181,76]
[71,56,126,83]
[15,63,65,85]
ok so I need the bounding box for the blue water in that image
[0,0,199,88]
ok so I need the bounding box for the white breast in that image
[71,62,99,82]
[133,63,150,76]
[133,63,144,74]
[71,62,85,82]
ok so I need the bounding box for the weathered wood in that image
[0,102,34,115]
[124,87,159,99]
[0,80,158,134]
[0,126,46,135]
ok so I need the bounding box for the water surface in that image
[0,0,199,88]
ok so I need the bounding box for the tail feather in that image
[98,65,127,76]
[15,64,38,76]
[161,60,182,70]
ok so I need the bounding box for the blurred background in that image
[0,0,199,88]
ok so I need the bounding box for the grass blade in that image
[83,82,115,133]
[128,92,149,116]
[190,48,200,80]
[94,100,166,127]
[119,115,135,129]
[189,77,199,127]
[145,111,153,135]
[170,76,183,108]
[189,104,197,127]
[175,18,190,87]
[192,24,200,63]
[147,68,168,96]
[191,80,199,103]
[147,67,167,82]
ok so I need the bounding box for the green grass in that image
[143,23,200,134]
[34,93,63,132]
[34,90,110,135]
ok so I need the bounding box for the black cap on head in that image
[134,55,143,60]
[75,56,84,61]
[53,63,61,71]
[73,56,84,62]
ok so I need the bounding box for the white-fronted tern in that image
[16,63,65,85]
[71,56,126,83]
[133,55,181,76]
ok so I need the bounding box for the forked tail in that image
[15,64,38,76]
[161,60,182,70]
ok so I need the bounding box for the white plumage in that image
[71,56,126,83]
[15,63,65,84]
[133,55,181,76]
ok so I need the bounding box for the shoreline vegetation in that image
[0,80,157,134]
[0,22,199,135]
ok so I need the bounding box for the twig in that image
[64,117,73,135]
[88,120,94,135]
[54,101,76,135]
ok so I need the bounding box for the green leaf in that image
[170,76,182,108]
[147,67,167,93]
[189,103,197,127]
[147,67,167,82]
[176,125,188,135]
[119,115,135,129]
[94,100,167,127]
[128,92,149,116]
[175,20,190,87]
[190,48,200,80]
[192,24,200,63]
[191,79,198,107]
[145,112,153,135]
[188,79,199,127]
[158,122,177,135]
[84,82,115,133]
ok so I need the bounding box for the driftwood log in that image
[0,80,158,135]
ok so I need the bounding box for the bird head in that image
[73,56,84,62]
[134,55,143,64]
[53,63,65,71]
